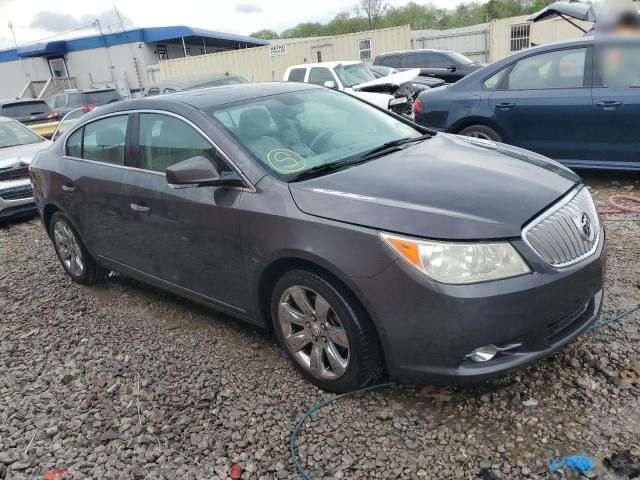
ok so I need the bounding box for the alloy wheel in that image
[466,131,492,140]
[278,286,350,380]
[53,220,85,276]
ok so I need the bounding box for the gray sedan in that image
[30,83,605,392]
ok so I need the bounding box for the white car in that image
[0,117,52,221]
[283,61,418,116]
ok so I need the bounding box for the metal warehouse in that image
[0,26,268,100]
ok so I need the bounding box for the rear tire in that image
[459,124,502,142]
[49,212,109,285]
[271,270,382,393]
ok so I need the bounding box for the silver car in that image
[0,117,52,221]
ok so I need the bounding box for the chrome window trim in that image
[522,185,601,269]
[63,109,256,193]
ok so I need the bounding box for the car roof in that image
[377,48,454,56]
[86,82,321,115]
[0,98,48,106]
[288,61,362,69]
[148,73,243,90]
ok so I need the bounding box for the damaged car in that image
[0,117,51,221]
[284,61,416,116]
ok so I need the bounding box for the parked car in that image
[51,107,94,142]
[31,83,605,393]
[373,49,485,83]
[414,36,640,170]
[146,73,248,96]
[283,61,415,116]
[0,99,55,125]
[0,117,52,221]
[48,88,122,119]
[369,65,447,99]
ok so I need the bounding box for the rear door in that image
[591,42,640,167]
[117,112,248,312]
[59,114,131,261]
[487,46,593,162]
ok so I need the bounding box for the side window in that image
[430,54,450,68]
[483,68,510,90]
[147,88,160,96]
[308,67,335,85]
[83,115,128,165]
[138,114,230,174]
[53,95,66,108]
[66,128,83,157]
[597,45,640,88]
[403,53,424,68]
[507,48,587,90]
[380,55,400,67]
[287,68,307,82]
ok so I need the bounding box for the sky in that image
[0,0,481,50]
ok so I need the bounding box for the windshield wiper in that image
[356,133,433,161]
[289,134,433,182]
[290,161,352,182]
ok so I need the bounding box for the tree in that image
[249,29,280,40]
[357,0,389,30]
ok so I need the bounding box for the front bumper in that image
[0,179,36,222]
[351,229,606,384]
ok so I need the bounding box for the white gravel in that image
[0,176,638,479]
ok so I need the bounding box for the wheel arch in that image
[448,116,510,143]
[42,203,63,237]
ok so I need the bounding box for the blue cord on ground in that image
[290,305,640,479]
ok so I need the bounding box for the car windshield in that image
[83,90,121,105]
[207,88,422,180]
[0,121,44,148]
[447,51,476,65]
[334,63,378,87]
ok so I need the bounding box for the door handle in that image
[496,102,515,110]
[596,100,623,110]
[61,184,76,193]
[130,203,151,215]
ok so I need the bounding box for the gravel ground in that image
[0,174,639,480]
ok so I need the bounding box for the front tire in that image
[459,124,502,142]
[49,212,109,285]
[271,270,382,393]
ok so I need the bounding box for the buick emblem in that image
[574,212,594,241]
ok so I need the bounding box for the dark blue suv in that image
[414,36,640,170]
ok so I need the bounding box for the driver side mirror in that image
[446,65,457,73]
[323,80,337,89]
[166,156,244,188]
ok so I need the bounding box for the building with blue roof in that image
[0,25,269,100]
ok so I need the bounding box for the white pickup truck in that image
[283,61,418,116]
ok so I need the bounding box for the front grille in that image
[0,186,32,200]
[523,187,600,268]
[0,164,29,182]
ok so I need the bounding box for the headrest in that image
[239,108,271,138]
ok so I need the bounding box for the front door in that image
[118,112,248,312]
[591,42,640,167]
[488,46,593,162]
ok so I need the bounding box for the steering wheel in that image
[310,131,334,154]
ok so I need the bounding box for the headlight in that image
[380,232,530,284]
[388,97,408,106]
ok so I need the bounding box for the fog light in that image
[465,343,522,363]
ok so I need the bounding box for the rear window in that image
[1,102,51,117]
[82,90,122,106]
[287,68,307,82]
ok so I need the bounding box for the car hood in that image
[289,134,579,240]
[352,69,421,90]
[0,141,52,169]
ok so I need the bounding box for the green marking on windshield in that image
[267,149,307,174]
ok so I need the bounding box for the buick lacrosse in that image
[31,83,605,392]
